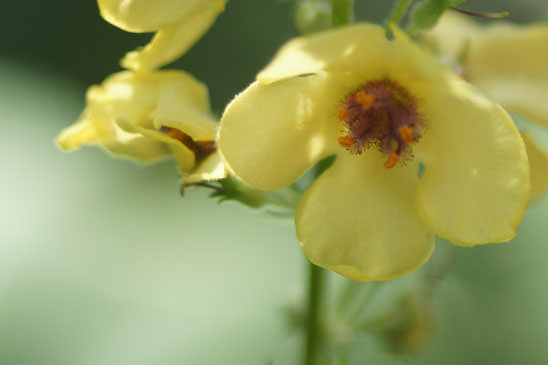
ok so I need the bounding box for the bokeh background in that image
[2,0,548,364]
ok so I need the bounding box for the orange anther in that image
[355,90,376,109]
[398,125,414,144]
[383,153,399,168]
[337,107,348,121]
[338,136,355,148]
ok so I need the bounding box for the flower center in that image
[337,79,424,168]
[160,126,216,162]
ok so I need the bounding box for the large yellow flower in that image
[218,24,530,281]
[425,12,548,200]
[98,0,226,71]
[57,70,225,183]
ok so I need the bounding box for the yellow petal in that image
[466,23,548,127]
[296,151,435,282]
[428,13,548,127]
[414,76,530,246]
[132,125,196,172]
[218,73,350,191]
[57,70,218,173]
[97,0,225,33]
[151,76,218,141]
[522,132,548,201]
[121,2,224,71]
[83,71,212,128]
[183,151,227,183]
[57,116,171,161]
[423,12,480,62]
[257,24,391,84]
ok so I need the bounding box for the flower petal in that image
[82,70,212,128]
[132,125,196,173]
[97,0,225,32]
[466,23,548,127]
[414,77,530,245]
[151,77,218,141]
[218,73,350,191]
[57,117,171,161]
[296,151,435,282]
[428,14,548,127]
[183,152,227,183]
[522,132,548,201]
[257,24,391,84]
[121,2,224,71]
[57,70,217,171]
[423,12,480,62]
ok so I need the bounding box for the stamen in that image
[398,125,414,144]
[160,126,216,162]
[355,90,376,109]
[337,107,348,121]
[337,79,423,168]
[165,127,187,141]
[383,153,400,169]
[338,136,356,148]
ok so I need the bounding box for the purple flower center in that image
[337,79,424,168]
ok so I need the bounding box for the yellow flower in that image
[426,12,548,200]
[218,24,530,281]
[97,0,226,71]
[57,70,226,183]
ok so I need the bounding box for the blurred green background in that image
[1,0,548,364]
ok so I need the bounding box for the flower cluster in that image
[57,3,547,282]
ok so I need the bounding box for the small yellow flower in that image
[218,24,530,281]
[57,70,225,183]
[97,0,226,71]
[426,12,548,200]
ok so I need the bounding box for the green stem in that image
[303,262,325,365]
[330,0,354,27]
[301,4,352,364]
[385,0,412,27]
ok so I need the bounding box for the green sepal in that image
[183,176,300,215]
[409,0,469,32]
[213,176,269,208]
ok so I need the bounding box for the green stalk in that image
[303,263,325,365]
[330,0,354,27]
[385,0,412,27]
[302,3,352,364]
